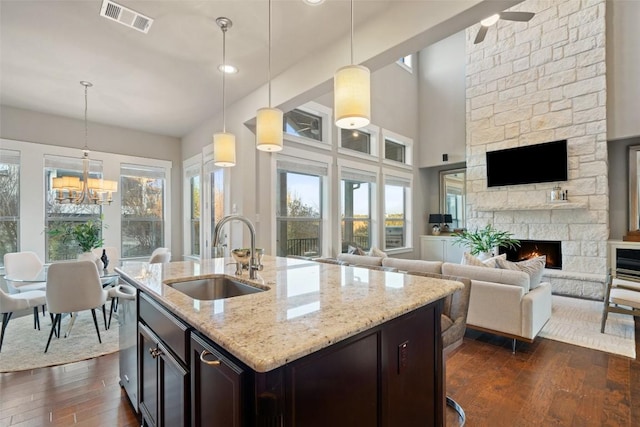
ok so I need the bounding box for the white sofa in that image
[442,262,552,349]
[332,254,553,350]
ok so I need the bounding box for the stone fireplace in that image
[499,240,562,269]
[465,0,608,299]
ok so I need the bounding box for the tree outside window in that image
[0,150,20,268]
[341,179,371,252]
[276,171,322,257]
[190,175,200,256]
[121,165,164,258]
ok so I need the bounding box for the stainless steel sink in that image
[165,276,265,300]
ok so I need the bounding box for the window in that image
[211,167,225,238]
[283,109,323,141]
[0,150,20,267]
[440,169,465,229]
[382,129,413,166]
[44,155,102,262]
[340,128,371,154]
[276,159,326,257]
[341,169,375,253]
[385,139,406,163]
[397,54,413,72]
[121,164,165,258]
[190,175,200,256]
[384,177,411,250]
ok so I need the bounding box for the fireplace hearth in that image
[499,240,562,269]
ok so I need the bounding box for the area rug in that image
[0,311,119,373]
[539,295,636,359]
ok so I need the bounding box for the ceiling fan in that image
[474,11,535,44]
[297,119,320,135]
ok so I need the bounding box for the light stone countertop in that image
[116,256,462,373]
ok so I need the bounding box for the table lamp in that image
[442,214,453,232]
[428,214,443,235]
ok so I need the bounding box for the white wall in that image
[0,105,183,258]
[606,0,640,140]
[418,31,467,168]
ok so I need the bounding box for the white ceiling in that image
[0,0,520,138]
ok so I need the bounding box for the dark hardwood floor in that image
[1,319,638,426]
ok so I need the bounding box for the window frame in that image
[382,172,413,254]
[338,124,380,161]
[382,128,413,168]
[283,101,332,150]
[0,149,20,268]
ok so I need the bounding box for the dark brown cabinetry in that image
[188,300,443,427]
[138,292,191,427]
[190,332,248,427]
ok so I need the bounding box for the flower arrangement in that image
[452,224,520,256]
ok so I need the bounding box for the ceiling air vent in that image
[100,0,153,34]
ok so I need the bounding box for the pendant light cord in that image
[350,0,354,65]
[84,84,89,151]
[222,24,227,133]
[268,0,272,108]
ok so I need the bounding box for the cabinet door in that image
[421,237,445,261]
[139,322,160,427]
[190,333,245,427]
[158,342,189,427]
[444,239,465,263]
[285,333,378,427]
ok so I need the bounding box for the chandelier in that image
[52,81,118,205]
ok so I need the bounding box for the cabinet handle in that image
[200,350,221,366]
[149,347,163,359]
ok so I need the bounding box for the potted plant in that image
[452,224,520,258]
[47,218,104,254]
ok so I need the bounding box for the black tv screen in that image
[486,140,568,187]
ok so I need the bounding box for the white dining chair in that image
[44,261,108,353]
[149,247,171,264]
[3,251,47,294]
[0,288,46,352]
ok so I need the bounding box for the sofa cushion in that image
[336,253,383,266]
[347,245,366,255]
[495,256,546,289]
[381,258,443,274]
[367,246,388,258]
[442,262,531,292]
[461,252,506,268]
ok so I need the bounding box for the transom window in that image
[283,109,322,141]
[341,129,371,155]
[385,139,406,163]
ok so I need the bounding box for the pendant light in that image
[52,81,118,204]
[213,17,236,167]
[256,0,283,152]
[334,0,370,130]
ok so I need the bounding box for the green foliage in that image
[452,224,520,256]
[47,218,104,253]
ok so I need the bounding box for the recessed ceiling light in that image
[218,64,238,74]
[303,0,325,5]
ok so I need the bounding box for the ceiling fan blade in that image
[499,11,535,22]
[474,26,489,44]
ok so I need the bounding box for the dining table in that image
[4,265,120,337]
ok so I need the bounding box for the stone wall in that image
[465,0,608,298]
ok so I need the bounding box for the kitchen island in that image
[116,256,463,427]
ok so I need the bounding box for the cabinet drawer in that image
[139,292,190,364]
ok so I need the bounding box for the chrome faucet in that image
[213,214,259,279]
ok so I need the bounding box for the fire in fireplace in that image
[499,240,562,269]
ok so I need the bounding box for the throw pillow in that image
[347,245,365,256]
[461,252,506,268]
[368,246,388,258]
[495,256,546,289]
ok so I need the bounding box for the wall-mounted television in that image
[486,140,568,187]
